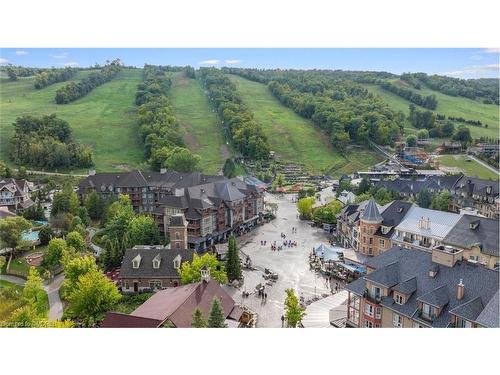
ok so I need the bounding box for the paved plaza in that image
[223,191,351,328]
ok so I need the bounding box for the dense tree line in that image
[380,81,438,109]
[34,67,76,89]
[2,65,42,81]
[185,66,196,78]
[447,116,486,128]
[199,68,270,159]
[136,65,200,171]
[400,73,499,104]
[226,68,404,150]
[54,60,122,104]
[10,114,93,169]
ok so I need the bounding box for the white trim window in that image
[364,304,374,317]
[375,306,382,319]
[364,320,373,328]
[395,294,404,305]
[393,313,403,327]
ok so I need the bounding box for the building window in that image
[375,307,381,319]
[379,239,385,246]
[149,280,162,290]
[422,303,433,319]
[364,304,373,317]
[369,238,373,245]
[175,232,180,240]
[371,285,381,299]
[393,313,403,327]
[395,294,404,305]
[175,242,180,250]
[124,281,129,289]
[364,320,373,328]
[456,318,472,328]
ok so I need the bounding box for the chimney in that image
[160,168,167,174]
[88,169,96,176]
[201,265,210,283]
[457,279,465,300]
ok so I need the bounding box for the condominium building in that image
[345,245,499,328]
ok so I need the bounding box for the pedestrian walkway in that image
[301,290,348,328]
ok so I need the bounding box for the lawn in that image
[229,75,354,174]
[436,154,499,180]
[0,69,146,172]
[362,82,500,139]
[169,72,229,174]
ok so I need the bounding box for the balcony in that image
[363,289,382,304]
[417,310,435,323]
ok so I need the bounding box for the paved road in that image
[469,155,499,176]
[88,227,103,256]
[10,167,87,177]
[0,273,65,320]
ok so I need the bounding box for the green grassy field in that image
[362,81,499,139]
[436,154,499,180]
[169,72,229,174]
[229,75,382,174]
[0,69,145,172]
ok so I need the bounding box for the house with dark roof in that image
[442,215,499,269]
[373,175,462,199]
[118,245,194,293]
[0,178,36,212]
[450,176,499,219]
[78,170,265,251]
[101,278,247,328]
[345,245,499,328]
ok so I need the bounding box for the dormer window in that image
[469,220,480,230]
[173,255,181,269]
[132,254,142,269]
[486,186,492,194]
[152,254,161,269]
[394,293,405,305]
[175,232,180,240]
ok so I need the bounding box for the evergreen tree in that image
[417,189,432,208]
[191,308,208,328]
[226,236,242,282]
[207,297,227,328]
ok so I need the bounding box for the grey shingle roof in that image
[443,215,499,257]
[361,198,383,223]
[352,246,499,328]
[448,297,484,322]
[119,246,194,279]
[417,285,450,308]
[393,277,417,295]
[475,291,499,328]
[169,214,186,227]
[364,261,400,288]
[375,200,413,238]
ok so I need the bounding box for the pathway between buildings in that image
[469,155,499,176]
[0,273,65,320]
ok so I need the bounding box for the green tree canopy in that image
[207,297,227,328]
[127,215,161,247]
[192,308,208,328]
[284,288,306,328]
[225,236,242,282]
[178,253,227,285]
[297,197,315,219]
[0,216,31,253]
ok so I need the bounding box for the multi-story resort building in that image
[78,170,265,251]
[0,178,36,212]
[345,245,499,328]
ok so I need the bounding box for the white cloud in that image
[225,59,242,64]
[52,52,69,59]
[58,61,79,67]
[484,48,500,54]
[0,57,9,65]
[469,54,482,61]
[15,50,29,56]
[442,64,499,78]
[199,59,220,65]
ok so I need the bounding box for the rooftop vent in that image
[457,279,465,300]
[429,265,439,278]
[160,168,167,174]
[469,220,480,230]
[398,207,404,213]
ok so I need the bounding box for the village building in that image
[118,214,194,293]
[450,176,499,219]
[391,205,462,252]
[77,170,265,251]
[442,215,499,270]
[101,277,248,328]
[345,245,499,328]
[0,178,36,212]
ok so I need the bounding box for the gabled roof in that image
[130,279,239,327]
[100,312,162,328]
[393,277,417,295]
[364,261,400,288]
[417,284,450,308]
[375,200,413,238]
